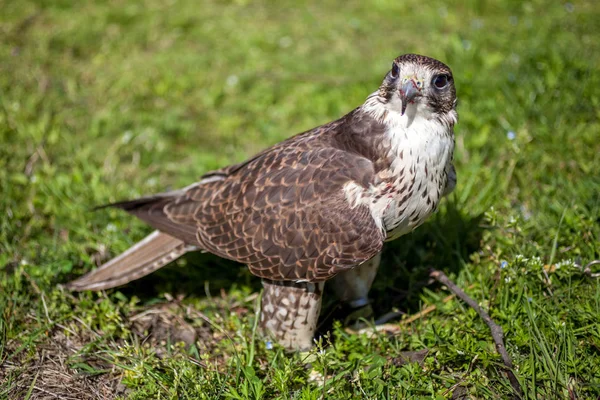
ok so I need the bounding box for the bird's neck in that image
[349,94,454,167]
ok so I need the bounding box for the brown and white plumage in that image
[68,54,458,350]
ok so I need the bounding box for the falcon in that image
[68,54,458,351]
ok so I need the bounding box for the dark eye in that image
[432,74,451,89]
[391,62,399,79]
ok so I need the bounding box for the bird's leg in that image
[329,252,381,322]
[260,279,324,351]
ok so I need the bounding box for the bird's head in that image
[364,54,457,126]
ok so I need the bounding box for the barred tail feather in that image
[66,231,192,291]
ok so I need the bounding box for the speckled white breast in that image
[343,108,454,241]
[381,119,454,240]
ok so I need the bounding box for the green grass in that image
[1,0,599,398]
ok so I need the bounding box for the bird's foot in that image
[343,308,405,336]
[342,302,374,329]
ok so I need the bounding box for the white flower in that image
[226,75,239,87]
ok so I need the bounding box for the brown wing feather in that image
[106,195,200,244]
[103,111,387,282]
[159,144,383,282]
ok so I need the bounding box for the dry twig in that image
[574,259,600,278]
[400,293,456,325]
[429,269,523,399]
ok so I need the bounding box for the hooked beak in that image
[400,77,421,116]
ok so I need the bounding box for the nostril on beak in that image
[400,78,420,116]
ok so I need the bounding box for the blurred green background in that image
[1,0,599,399]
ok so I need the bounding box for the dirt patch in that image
[1,329,125,400]
[0,299,226,399]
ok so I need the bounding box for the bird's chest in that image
[372,125,454,241]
